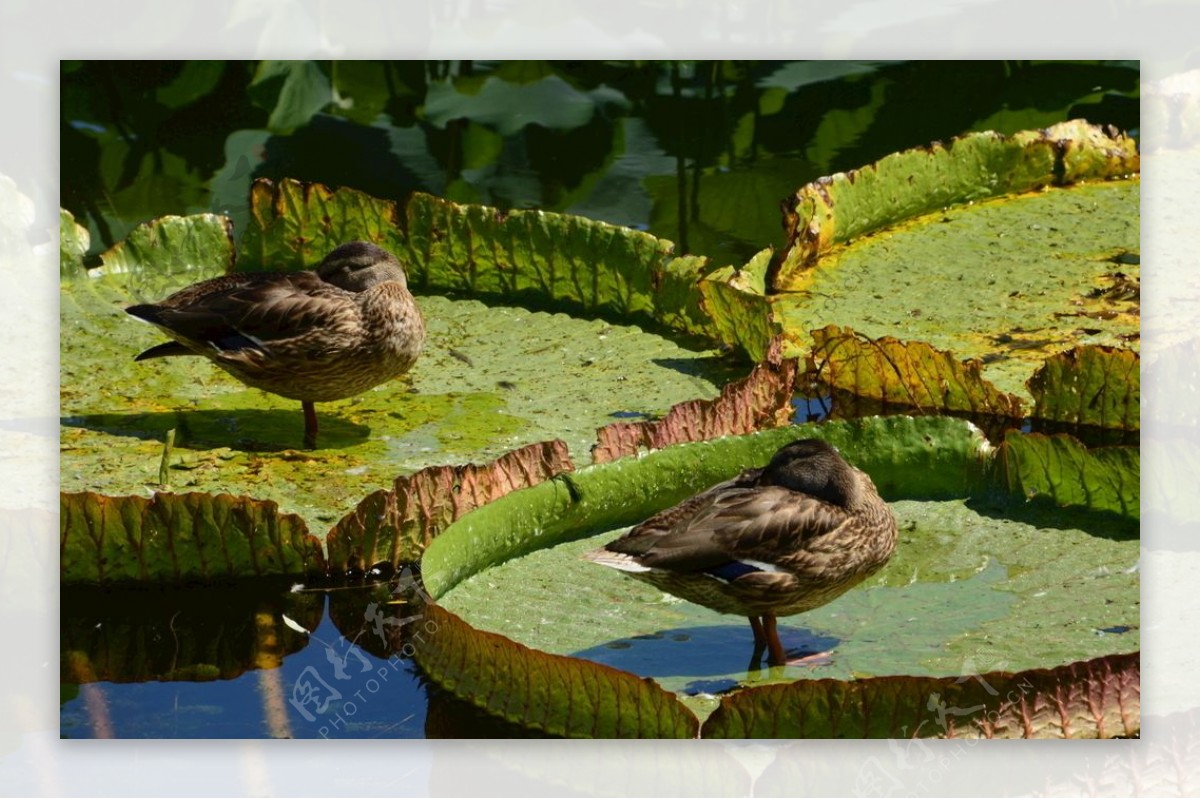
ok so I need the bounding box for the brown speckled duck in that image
[126,241,425,448]
[584,438,897,667]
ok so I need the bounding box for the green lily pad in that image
[238,178,718,338]
[771,176,1139,398]
[414,419,981,726]
[1028,345,1140,430]
[994,431,1140,519]
[60,213,731,537]
[687,121,1139,397]
[60,208,89,278]
[60,491,325,584]
[438,530,1015,719]
[776,119,1139,279]
[437,488,1137,708]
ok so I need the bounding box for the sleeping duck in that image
[584,438,897,667]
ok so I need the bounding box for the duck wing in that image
[127,271,354,355]
[604,483,849,575]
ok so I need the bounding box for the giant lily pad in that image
[413,416,1137,737]
[239,178,717,338]
[697,121,1139,397]
[440,495,1137,692]
[776,119,1138,277]
[60,211,735,537]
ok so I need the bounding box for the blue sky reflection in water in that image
[61,592,429,739]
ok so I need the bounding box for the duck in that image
[126,241,425,449]
[583,438,897,668]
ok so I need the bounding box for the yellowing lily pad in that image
[806,324,1024,418]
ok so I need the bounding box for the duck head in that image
[317,241,410,292]
[759,438,858,508]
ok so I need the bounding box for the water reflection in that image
[60,581,430,739]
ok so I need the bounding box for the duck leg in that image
[749,616,765,645]
[302,401,319,449]
[748,615,789,668]
[761,614,788,667]
[748,616,768,667]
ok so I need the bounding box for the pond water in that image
[59,59,1140,739]
[61,582,430,739]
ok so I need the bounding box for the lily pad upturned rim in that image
[411,415,1138,738]
[775,118,1140,281]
